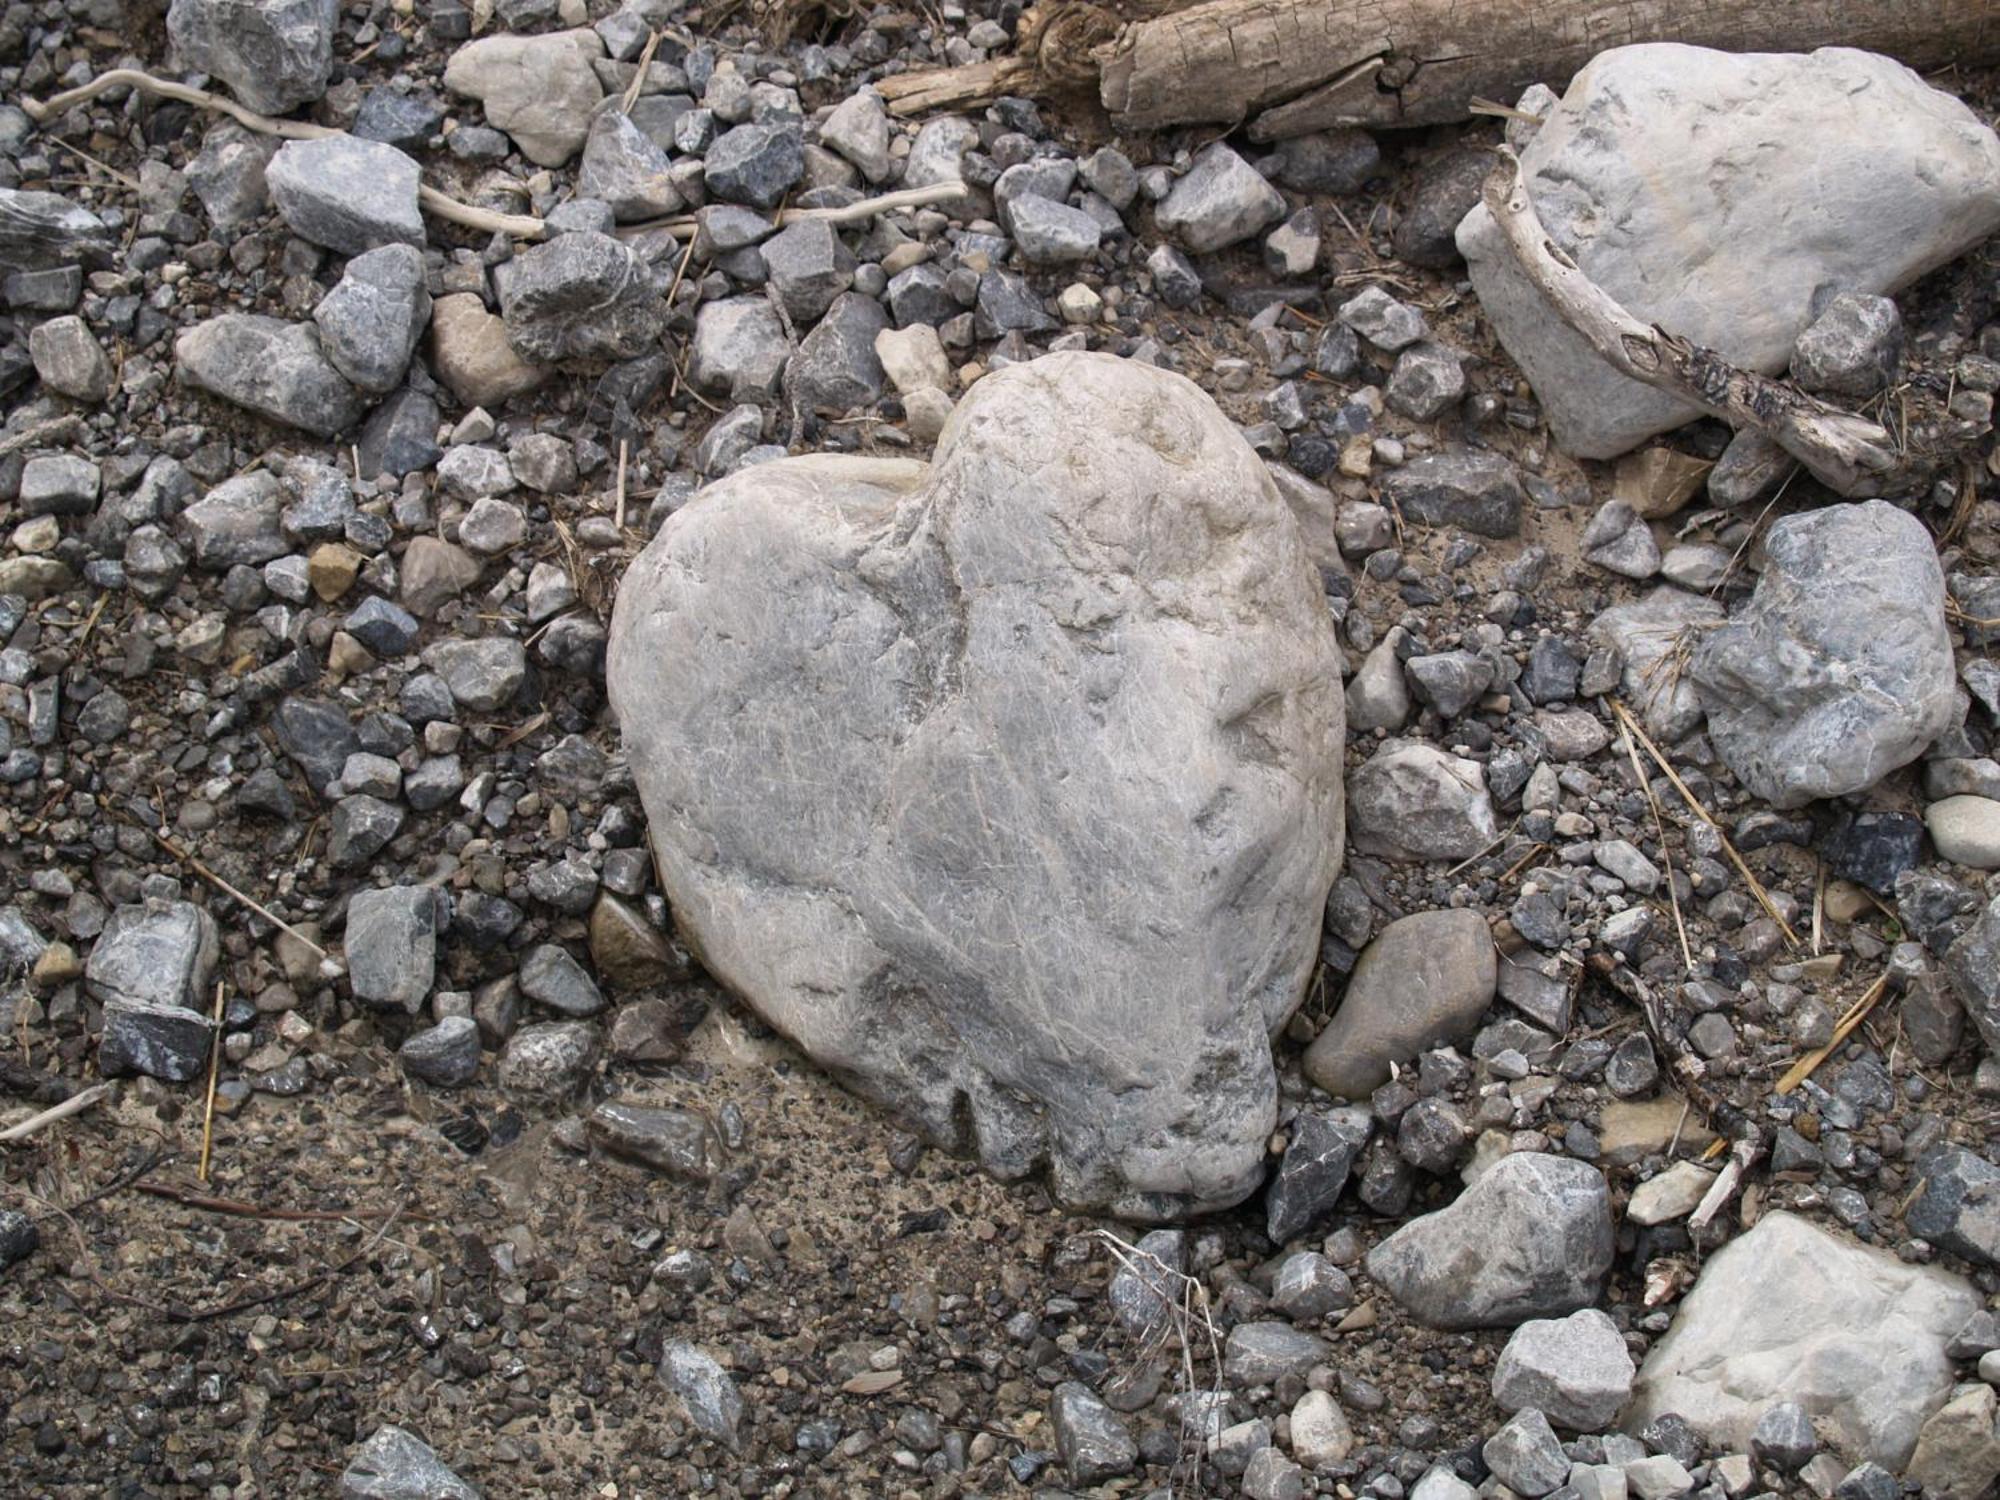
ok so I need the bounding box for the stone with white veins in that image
[443,31,607,168]
[577,109,681,221]
[1588,586,1725,742]
[1303,909,1495,1100]
[1156,143,1286,253]
[84,901,218,1012]
[1627,1210,1979,1468]
[345,886,437,1014]
[1346,741,1497,862]
[176,315,362,436]
[498,230,667,363]
[903,115,979,188]
[1690,501,1954,809]
[1365,1152,1614,1329]
[338,1425,480,1499]
[691,296,789,404]
[1457,45,2000,459]
[608,352,1344,1217]
[266,136,424,256]
[312,243,431,394]
[1491,1308,1635,1430]
[166,0,336,116]
[658,1342,743,1452]
[1051,1383,1137,1484]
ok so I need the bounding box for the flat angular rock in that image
[443,31,606,167]
[167,0,337,115]
[267,136,424,255]
[608,352,1344,1217]
[761,218,853,323]
[1380,451,1523,538]
[586,1102,721,1177]
[1588,587,1726,742]
[1265,1106,1372,1242]
[1627,1210,1979,1468]
[1492,1308,1635,1430]
[659,1342,742,1451]
[704,122,804,209]
[339,1425,480,1499]
[430,294,546,408]
[1157,143,1285,253]
[1366,1152,1613,1329]
[398,1017,481,1088]
[499,231,667,363]
[1224,1321,1333,1385]
[1483,1408,1570,1497]
[0,189,112,275]
[313,243,432,394]
[1947,895,2000,1053]
[180,472,288,570]
[819,90,892,183]
[577,109,680,221]
[785,290,887,413]
[1457,45,2000,459]
[691,296,788,403]
[1347,741,1497,862]
[346,886,437,1013]
[84,900,218,1011]
[99,998,215,1082]
[1304,910,1494,1100]
[1052,1383,1137,1483]
[1906,1145,2000,1266]
[1690,501,1954,809]
[176,314,362,436]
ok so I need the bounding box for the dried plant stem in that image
[1613,705,1692,971]
[0,1082,111,1142]
[1775,975,1889,1094]
[22,70,548,240]
[618,180,971,242]
[1483,149,1901,495]
[150,828,334,965]
[1605,698,1799,949]
[198,981,224,1182]
[1093,1230,1222,1496]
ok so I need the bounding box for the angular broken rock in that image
[608,352,1345,1217]
[1365,1152,1613,1329]
[1627,1210,1978,1469]
[1457,44,2000,459]
[176,314,362,436]
[442,31,606,168]
[339,1425,479,1499]
[1690,500,1954,809]
[166,0,337,116]
[498,230,667,363]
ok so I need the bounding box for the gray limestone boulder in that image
[443,31,606,168]
[608,351,1345,1218]
[1365,1152,1614,1329]
[1627,1210,1978,1469]
[1346,741,1497,862]
[167,0,337,115]
[176,314,362,436]
[312,243,432,394]
[1457,45,2000,459]
[266,136,424,255]
[1690,501,1954,808]
[84,901,218,1012]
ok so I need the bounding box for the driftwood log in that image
[876,0,2000,138]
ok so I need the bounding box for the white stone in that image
[1626,1160,1717,1225]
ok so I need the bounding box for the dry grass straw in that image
[1774,974,1889,1095]
[1094,1230,1222,1497]
[1604,697,1799,950]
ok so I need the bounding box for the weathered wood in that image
[878,0,2000,138]
[1481,149,1905,496]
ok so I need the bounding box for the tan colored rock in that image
[399,537,482,618]
[588,892,685,991]
[1613,446,1713,519]
[874,325,952,395]
[1908,1384,2000,1499]
[430,293,547,409]
[308,542,361,601]
[1597,1095,1717,1167]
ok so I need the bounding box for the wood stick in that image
[198,980,224,1183]
[22,70,548,241]
[0,1082,111,1142]
[617,181,971,243]
[1482,149,1901,496]
[1688,1136,1759,1231]
[1614,704,1692,971]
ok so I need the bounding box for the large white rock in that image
[607,352,1345,1218]
[1458,46,2000,460]
[1626,1210,1979,1468]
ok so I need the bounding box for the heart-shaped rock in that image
[608,352,1344,1216]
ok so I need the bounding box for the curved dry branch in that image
[1481,148,1903,497]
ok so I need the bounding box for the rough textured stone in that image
[577,109,680,220]
[658,1342,742,1451]
[1457,45,2000,458]
[442,31,606,167]
[1106,1227,1184,1336]
[1265,1106,1371,1242]
[586,1102,721,1177]
[1907,1384,2000,1500]
[608,352,1344,1218]
[704,122,805,209]
[690,296,789,404]
[1792,292,1904,397]
[1051,1383,1137,1484]
[176,315,362,436]
[1589,586,1726,742]
[1224,1322,1333,1385]
[1491,1308,1635,1430]
[266,136,424,255]
[1947,895,2000,1053]
[345,886,437,1014]
[1691,501,1953,809]
[1906,1145,2000,1266]
[1304,910,1494,1100]
[28,315,112,401]
[1156,143,1285,253]
[785,290,887,413]
[398,1017,481,1089]
[1347,741,1497,862]
[84,901,218,1011]
[313,243,431,394]
[167,0,337,115]
[1627,1210,1979,1469]
[1380,451,1523,538]
[499,230,666,362]
[339,1425,479,1499]
[1483,1408,1570,1497]
[1365,1153,1614,1329]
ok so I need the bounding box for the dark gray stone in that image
[586,1102,722,1177]
[166,0,336,115]
[785,290,887,413]
[1907,1145,2000,1266]
[399,1017,481,1088]
[313,243,432,394]
[1051,1383,1137,1484]
[499,231,667,362]
[703,122,804,209]
[1791,292,1903,398]
[1266,1106,1371,1242]
[99,999,214,1082]
[267,136,424,255]
[518,943,605,1017]
[1381,451,1524,538]
[175,314,363,436]
[659,1343,743,1451]
[760,219,853,323]
[578,109,681,221]
[346,886,437,1013]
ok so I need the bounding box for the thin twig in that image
[133,1179,426,1221]
[1606,698,1799,949]
[1688,1137,1759,1231]
[1775,976,1889,1094]
[198,980,224,1183]
[615,438,629,533]
[0,1082,111,1141]
[617,180,971,242]
[163,1201,407,1322]
[22,70,547,240]
[1612,702,1692,970]
[619,29,663,114]
[149,827,335,965]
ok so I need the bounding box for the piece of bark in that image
[1480,149,1903,496]
[878,0,2000,138]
